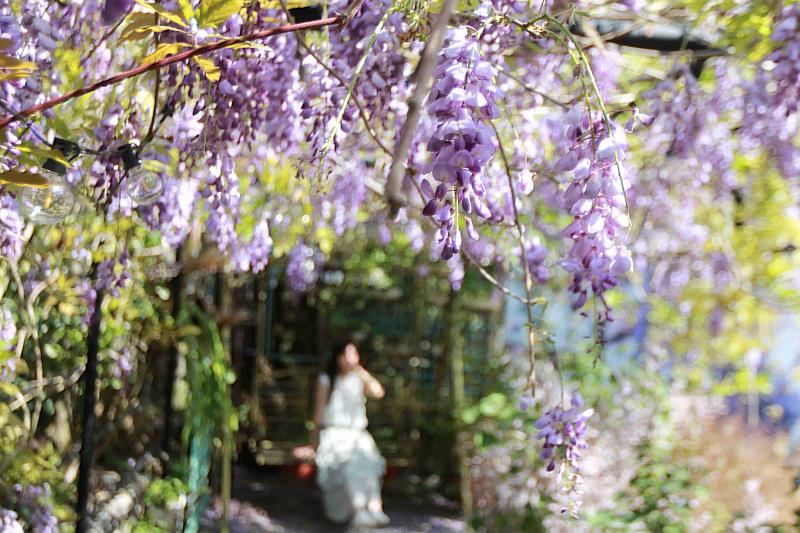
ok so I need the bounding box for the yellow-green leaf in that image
[0,170,51,188]
[0,71,32,82]
[123,24,188,42]
[262,0,320,8]
[193,56,221,81]
[133,0,189,27]
[178,0,194,21]
[140,42,190,65]
[120,12,158,41]
[224,41,271,51]
[196,0,244,29]
[0,38,13,50]
[0,54,37,71]
[16,146,72,167]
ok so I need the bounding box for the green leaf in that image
[0,71,32,82]
[140,42,191,65]
[0,170,51,188]
[0,54,37,71]
[0,382,20,398]
[196,0,244,29]
[133,0,189,27]
[178,0,195,21]
[120,12,158,41]
[478,392,508,417]
[193,56,220,82]
[16,145,72,166]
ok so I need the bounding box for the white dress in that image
[316,372,386,523]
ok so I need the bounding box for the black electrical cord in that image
[569,20,728,77]
[0,99,175,163]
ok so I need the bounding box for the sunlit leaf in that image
[140,42,191,65]
[0,71,33,82]
[224,41,272,51]
[123,24,188,42]
[196,0,244,29]
[120,12,158,41]
[261,0,325,8]
[0,54,37,71]
[177,0,194,21]
[133,0,189,27]
[16,146,72,167]
[193,56,221,81]
[0,170,51,188]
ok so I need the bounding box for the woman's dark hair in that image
[323,338,356,401]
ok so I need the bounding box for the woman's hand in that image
[293,445,316,461]
[356,365,385,399]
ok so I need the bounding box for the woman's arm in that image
[310,377,328,449]
[357,366,385,399]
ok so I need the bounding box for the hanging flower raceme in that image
[286,242,323,294]
[0,509,23,533]
[534,393,594,514]
[523,237,550,285]
[11,483,57,533]
[557,107,632,321]
[764,4,800,118]
[0,194,24,261]
[421,28,502,260]
[235,218,273,274]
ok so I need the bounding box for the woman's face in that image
[337,343,360,373]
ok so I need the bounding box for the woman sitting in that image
[298,339,390,528]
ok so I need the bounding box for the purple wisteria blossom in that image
[0,509,24,533]
[743,4,800,179]
[0,194,23,261]
[286,243,323,294]
[101,0,133,25]
[557,107,632,320]
[421,28,502,260]
[12,484,57,533]
[535,393,594,514]
[764,4,800,118]
[235,218,273,273]
[524,237,550,285]
[0,306,15,347]
[535,393,593,473]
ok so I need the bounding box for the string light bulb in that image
[18,138,77,225]
[122,144,162,206]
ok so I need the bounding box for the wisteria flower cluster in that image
[0,194,23,261]
[286,242,323,295]
[12,483,57,533]
[557,107,632,319]
[0,509,24,533]
[764,4,800,118]
[421,29,501,260]
[524,237,551,285]
[534,393,594,513]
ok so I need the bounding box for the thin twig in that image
[403,163,539,306]
[80,10,131,68]
[140,31,163,151]
[496,65,571,108]
[289,21,392,156]
[491,120,539,391]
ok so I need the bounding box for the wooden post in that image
[162,246,183,464]
[76,286,104,533]
[218,273,232,533]
[251,270,267,437]
[449,291,473,520]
